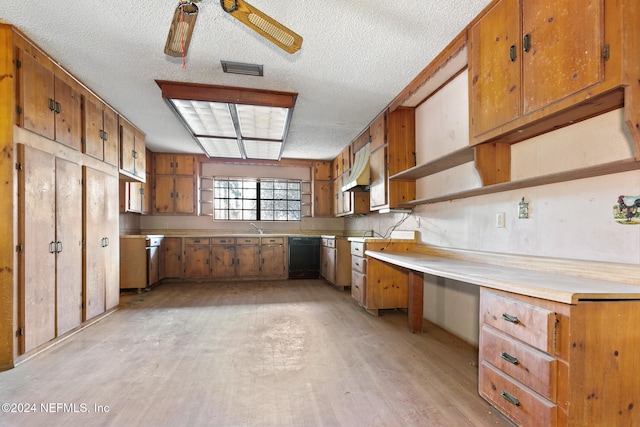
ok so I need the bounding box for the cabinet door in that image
[55,158,83,336]
[127,181,144,213]
[53,75,82,150]
[161,237,183,279]
[184,245,210,278]
[133,129,146,179]
[148,246,160,286]
[153,175,175,213]
[369,146,388,209]
[17,49,55,141]
[174,176,195,214]
[153,154,174,175]
[469,0,522,138]
[521,0,603,114]
[17,145,56,354]
[102,105,119,167]
[370,113,386,152]
[120,120,136,175]
[235,244,260,277]
[260,244,286,278]
[313,161,332,180]
[314,180,333,217]
[174,155,195,175]
[211,246,235,278]
[83,167,118,319]
[83,94,105,160]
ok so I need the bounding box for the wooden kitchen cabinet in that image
[235,237,260,278]
[468,0,640,146]
[313,161,333,217]
[83,93,119,166]
[17,145,83,353]
[15,44,82,151]
[119,117,146,180]
[259,237,287,279]
[119,236,162,291]
[161,237,183,279]
[154,153,195,176]
[83,166,120,320]
[369,108,415,211]
[153,175,196,214]
[152,153,196,215]
[183,238,211,278]
[211,237,236,279]
[479,287,640,426]
[320,237,351,290]
[350,239,413,315]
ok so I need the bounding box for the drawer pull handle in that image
[500,351,519,365]
[501,313,519,324]
[501,391,520,406]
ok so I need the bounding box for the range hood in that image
[341,143,370,192]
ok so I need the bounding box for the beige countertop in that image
[366,250,640,304]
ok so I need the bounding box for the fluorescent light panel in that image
[157,81,297,161]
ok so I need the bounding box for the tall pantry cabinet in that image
[0,24,145,371]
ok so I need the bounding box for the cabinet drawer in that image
[237,237,259,245]
[480,325,557,401]
[146,236,162,247]
[322,238,336,248]
[351,241,365,256]
[351,255,366,274]
[480,361,557,427]
[211,237,234,245]
[351,271,365,304]
[261,237,284,245]
[185,237,210,245]
[480,290,556,353]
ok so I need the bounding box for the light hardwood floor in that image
[0,280,514,427]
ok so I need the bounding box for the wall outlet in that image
[163,223,168,229]
[495,212,506,228]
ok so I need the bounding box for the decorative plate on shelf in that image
[614,196,640,224]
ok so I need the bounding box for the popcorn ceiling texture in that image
[0,0,490,160]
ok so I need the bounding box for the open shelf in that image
[390,146,474,181]
[400,158,640,206]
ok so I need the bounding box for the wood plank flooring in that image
[0,280,514,426]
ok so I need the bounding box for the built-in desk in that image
[365,248,640,426]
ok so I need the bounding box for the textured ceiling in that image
[0,0,491,160]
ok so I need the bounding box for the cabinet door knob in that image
[509,44,517,62]
[500,391,520,406]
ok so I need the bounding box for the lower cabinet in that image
[183,238,211,279]
[182,236,288,280]
[320,237,351,290]
[479,288,640,426]
[161,237,183,279]
[259,237,286,279]
[349,239,413,315]
[119,235,162,291]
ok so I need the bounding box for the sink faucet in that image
[250,223,264,234]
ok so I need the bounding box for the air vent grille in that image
[221,61,264,76]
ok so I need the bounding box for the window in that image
[213,178,301,221]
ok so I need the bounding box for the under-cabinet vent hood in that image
[342,143,370,192]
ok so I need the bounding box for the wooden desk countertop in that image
[365,250,640,305]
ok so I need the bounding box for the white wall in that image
[346,88,640,345]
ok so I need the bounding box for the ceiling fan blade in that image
[220,0,303,54]
[165,2,199,57]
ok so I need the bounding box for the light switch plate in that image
[495,212,506,228]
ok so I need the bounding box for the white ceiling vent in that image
[221,61,264,76]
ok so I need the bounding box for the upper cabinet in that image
[14,42,82,151]
[119,117,146,181]
[370,108,416,211]
[469,0,640,147]
[152,153,196,215]
[84,93,119,166]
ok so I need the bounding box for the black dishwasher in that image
[288,236,321,279]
